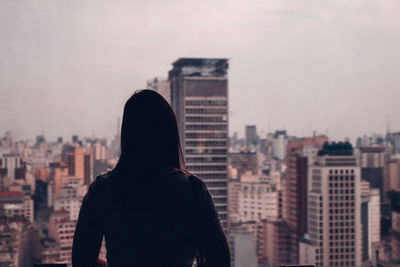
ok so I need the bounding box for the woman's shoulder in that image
[85,171,112,196]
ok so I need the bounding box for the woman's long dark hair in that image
[112,90,185,181]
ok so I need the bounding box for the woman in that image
[72,90,230,267]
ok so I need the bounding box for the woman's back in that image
[72,170,230,267]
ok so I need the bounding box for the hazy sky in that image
[1,0,399,143]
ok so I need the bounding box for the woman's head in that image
[115,90,184,175]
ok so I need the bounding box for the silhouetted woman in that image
[72,90,230,267]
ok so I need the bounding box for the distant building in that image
[147,77,171,104]
[228,177,241,216]
[229,151,258,178]
[283,136,328,264]
[238,173,278,221]
[229,228,258,267]
[0,217,40,267]
[49,210,75,264]
[388,155,400,191]
[169,58,229,229]
[261,218,293,266]
[245,125,258,150]
[272,130,288,160]
[300,142,361,267]
[360,181,380,262]
[0,154,26,180]
[67,146,91,186]
[393,132,400,154]
[40,237,61,264]
[0,191,34,223]
[54,177,87,220]
[358,147,385,200]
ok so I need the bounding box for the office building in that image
[67,146,91,186]
[169,58,229,228]
[0,154,26,181]
[238,173,278,221]
[284,136,328,264]
[358,147,385,200]
[272,130,288,160]
[229,228,258,267]
[261,218,292,266]
[388,155,400,191]
[360,181,380,262]
[49,210,75,264]
[229,151,258,177]
[245,125,258,150]
[300,142,361,267]
[0,217,40,267]
[0,191,34,223]
[54,177,87,220]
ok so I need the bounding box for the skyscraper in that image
[245,125,258,150]
[300,142,361,267]
[169,58,229,229]
[284,136,328,264]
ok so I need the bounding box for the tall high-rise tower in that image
[300,142,361,267]
[169,58,229,229]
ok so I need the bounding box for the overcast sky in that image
[1,0,399,143]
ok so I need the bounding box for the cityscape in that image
[0,58,399,267]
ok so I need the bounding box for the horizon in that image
[1,0,399,146]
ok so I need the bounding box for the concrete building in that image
[272,130,288,160]
[67,146,91,186]
[360,181,380,262]
[238,173,278,221]
[229,151,258,178]
[245,125,258,151]
[54,177,87,220]
[0,191,33,223]
[228,176,241,216]
[147,77,171,104]
[388,155,400,191]
[0,217,40,267]
[358,147,385,201]
[283,136,328,264]
[0,154,26,181]
[49,210,76,264]
[300,142,361,267]
[169,58,229,229]
[229,228,258,267]
[91,141,107,161]
[393,132,400,154]
[40,237,61,264]
[261,218,293,266]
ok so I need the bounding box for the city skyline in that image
[1,0,400,143]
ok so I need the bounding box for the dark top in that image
[72,170,230,267]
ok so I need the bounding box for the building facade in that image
[169,58,229,229]
[301,143,361,267]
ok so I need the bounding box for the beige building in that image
[300,143,361,267]
[49,210,76,264]
[388,155,400,190]
[54,176,87,220]
[67,146,91,186]
[238,173,279,222]
[0,191,33,223]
